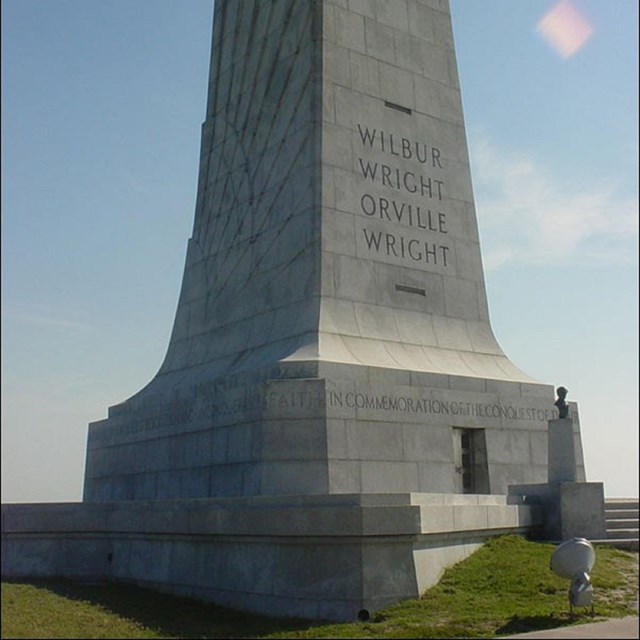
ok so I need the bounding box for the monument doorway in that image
[453,428,490,494]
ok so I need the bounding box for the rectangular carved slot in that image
[395,284,426,296]
[384,100,412,115]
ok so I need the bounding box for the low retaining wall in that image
[2,493,541,621]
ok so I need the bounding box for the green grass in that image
[0,580,312,639]
[2,536,638,639]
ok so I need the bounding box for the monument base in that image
[508,482,606,542]
[84,363,582,502]
[548,418,580,483]
[2,493,539,621]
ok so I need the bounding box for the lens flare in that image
[537,0,594,58]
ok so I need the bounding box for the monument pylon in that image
[83,0,586,502]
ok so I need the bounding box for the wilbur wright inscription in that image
[356,122,451,270]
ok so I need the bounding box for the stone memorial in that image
[83,0,585,503]
[3,0,593,621]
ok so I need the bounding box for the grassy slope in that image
[2,536,638,639]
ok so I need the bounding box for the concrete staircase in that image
[596,498,639,551]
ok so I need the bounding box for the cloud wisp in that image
[468,130,638,272]
[2,305,95,333]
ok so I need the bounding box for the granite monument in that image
[3,1,593,621]
[83,0,585,504]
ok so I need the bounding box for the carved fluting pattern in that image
[160,0,318,374]
[202,1,313,246]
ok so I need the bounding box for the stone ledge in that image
[2,493,541,538]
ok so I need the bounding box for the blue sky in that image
[1,0,637,502]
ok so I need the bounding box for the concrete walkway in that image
[503,616,639,638]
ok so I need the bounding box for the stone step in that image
[605,499,638,510]
[592,538,639,552]
[606,518,639,530]
[605,502,638,511]
[606,509,639,521]
[605,505,639,511]
[601,500,639,550]
[605,500,639,507]
[605,528,639,540]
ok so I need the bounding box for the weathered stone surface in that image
[509,482,605,541]
[2,2,595,623]
[1,494,541,621]
[548,418,581,483]
[82,0,586,506]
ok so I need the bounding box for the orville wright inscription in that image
[355,123,452,270]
